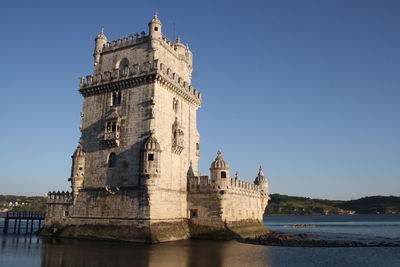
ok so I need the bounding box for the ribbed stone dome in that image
[96,28,107,40]
[150,13,161,24]
[210,151,229,169]
[144,135,161,151]
[254,166,267,185]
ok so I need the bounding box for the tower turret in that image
[210,151,230,184]
[148,13,162,39]
[254,166,269,193]
[141,132,161,177]
[93,28,108,70]
[70,141,86,200]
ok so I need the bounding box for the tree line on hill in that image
[265,194,400,215]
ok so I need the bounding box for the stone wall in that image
[44,192,72,227]
[188,176,268,224]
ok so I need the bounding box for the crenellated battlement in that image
[101,31,148,53]
[46,191,73,204]
[79,60,201,105]
[188,175,264,196]
[159,35,192,65]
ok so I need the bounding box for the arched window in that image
[118,58,129,77]
[221,171,227,178]
[108,153,117,168]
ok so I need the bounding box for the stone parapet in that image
[79,60,201,105]
[47,191,73,204]
[101,32,148,53]
[188,176,265,197]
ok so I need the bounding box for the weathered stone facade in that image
[43,15,270,243]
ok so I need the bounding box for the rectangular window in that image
[148,154,154,161]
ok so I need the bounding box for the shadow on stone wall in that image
[79,112,153,188]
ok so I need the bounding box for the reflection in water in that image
[41,238,271,267]
[1,233,400,267]
[0,234,42,267]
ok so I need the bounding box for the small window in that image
[221,171,227,178]
[64,211,69,217]
[173,98,179,112]
[189,209,198,218]
[148,154,154,161]
[112,92,122,106]
[108,153,117,168]
[154,27,158,31]
[196,143,200,150]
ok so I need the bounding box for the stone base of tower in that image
[188,220,269,240]
[41,218,190,243]
[41,217,268,243]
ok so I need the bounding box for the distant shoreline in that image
[265,194,400,216]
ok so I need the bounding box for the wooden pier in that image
[1,211,45,234]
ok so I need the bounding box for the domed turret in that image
[143,134,161,151]
[141,132,161,175]
[210,151,230,184]
[148,13,162,39]
[94,28,108,69]
[70,140,86,200]
[254,166,268,193]
[210,150,229,169]
[72,143,85,157]
[175,35,186,54]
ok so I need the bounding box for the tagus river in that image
[1,214,400,267]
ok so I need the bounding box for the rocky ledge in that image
[240,231,400,247]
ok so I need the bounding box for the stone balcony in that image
[104,131,120,147]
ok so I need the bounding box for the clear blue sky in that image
[0,0,399,200]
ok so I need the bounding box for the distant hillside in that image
[336,196,400,214]
[266,194,348,215]
[266,194,400,215]
[0,195,46,212]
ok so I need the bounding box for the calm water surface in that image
[1,215,400,267]
[264,214,400,244]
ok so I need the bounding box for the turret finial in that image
[176,36,181,44]
[217,150,222,157]
[258,166,264,176]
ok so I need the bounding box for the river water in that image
[1,214,400,267]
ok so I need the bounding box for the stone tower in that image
[43,15,269,243]
[44,14,202,242]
